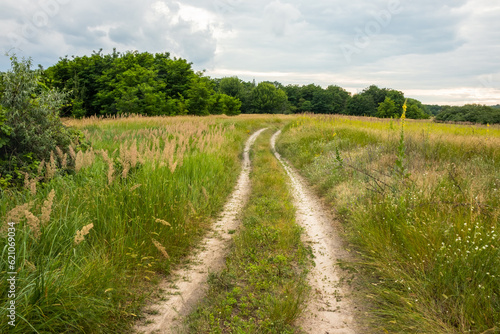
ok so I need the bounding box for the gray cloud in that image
[1,0,499,105]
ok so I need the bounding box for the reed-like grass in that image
[277,115,499,333]
[0,115,288,333]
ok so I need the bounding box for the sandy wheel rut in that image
[271,130,357,334]
[135,128,267,334]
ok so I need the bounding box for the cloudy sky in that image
[1,0,499,105]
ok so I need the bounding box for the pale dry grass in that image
[74,223,94,245]
[41,190,56,226]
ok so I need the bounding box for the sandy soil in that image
[135,128,267,334]
[271,130,357,334]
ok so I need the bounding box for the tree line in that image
[32,50,435,119]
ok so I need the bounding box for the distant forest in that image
[2,50,499,123]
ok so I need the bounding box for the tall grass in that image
[277,115,500,333]
[0,115,285,333]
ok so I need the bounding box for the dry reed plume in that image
[152,238,170,259]
[74,223,94,245]
[24,210,41,239]
[45,152,57,180]
[41,189,56,226]
[154,217,171,227]
[23,172,40,196]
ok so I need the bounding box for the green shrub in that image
[0,55,76,187]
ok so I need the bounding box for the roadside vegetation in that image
[0,107,281,332]
[186,129,310,334]
[277,114,500,333]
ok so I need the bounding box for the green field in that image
[1,114,499,333]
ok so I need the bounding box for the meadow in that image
[1,113,498,333]
[0,115,286,333]
[277,115,500,333]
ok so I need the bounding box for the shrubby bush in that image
[0,56,78,188]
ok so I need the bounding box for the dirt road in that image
[271,130,357,334]
[136,128,357,334]
[135,128,267,334]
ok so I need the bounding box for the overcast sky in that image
[1,0,499,105]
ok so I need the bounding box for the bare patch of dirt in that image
[135,128,267,334]
[271,130,358,334]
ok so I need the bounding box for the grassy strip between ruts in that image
[185,128,310,334]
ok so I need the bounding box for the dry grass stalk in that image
[122,161,130,179]
[169,160,178,173]
[129,140,138,168]
[188,201,196,215]
[155,217,171,227]
[129,184,142,192]
[61,153,68,169]
[107,160,115,185]
[68,146,76,161]
[55,146,64,163]
[152,239,170,259]
[5,202,33,224]
[41,189,56,226]
[24,210,41,239]
[45,152,57,180]
[37,160,45,176]
[202,186,209,201]
[83,149,95,169]
[74,223,94,245]
[75,151,84,172]
[24,260,36,272]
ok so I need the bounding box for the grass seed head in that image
[25,210,41,239]
[152,239,170,259]
[41,189,56,226]
[74,223,94,245]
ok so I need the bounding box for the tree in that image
[250,82,288,114]
[326,85,351,114]
[377,97,398,118]
[406,98,430,119]
[346,94,375,116]
[211,94,241,116]
[186,74,215,116]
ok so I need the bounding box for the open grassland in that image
[277,115,500,333]
[186,129,310,334]
[0,115,289,333]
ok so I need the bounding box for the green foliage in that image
[211,93,242,116]
[377,97,398,118]
[346,93,375,116]
[435,104,500,124]
[0,105,11,149]
[45,50,207,117]
[425,104,445,115]
[0,55,75,187]
[251,82,288,113]
[186,74,215,116]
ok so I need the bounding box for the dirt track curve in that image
[135,128,267,334]
[271,130,357,334]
